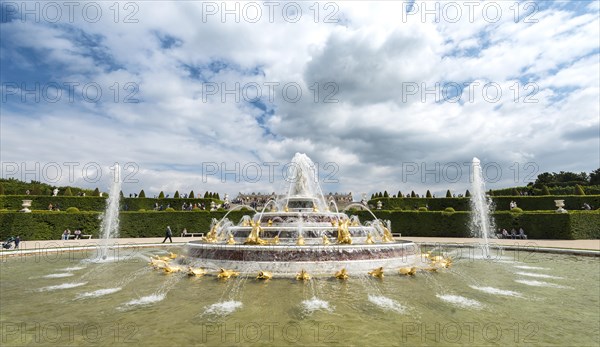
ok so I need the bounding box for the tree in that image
[64,187,73,196]
[216,193,220,200]
[204,191,209,198]
[189,190,195,199]
[446,189,452,198]
[590,168,600,185]
[174,190,180,198]
[139,189,146,198]
[120,190,124,198]
[397,191,402,198]
[426,190,432,198]
[158,191,165,199]
[410,191,416,198]
[465,190,471,197]
[371,193,375,199]
[0,184,4,195]
[92,188,100,196]
[32,186,42,195]
[383,191,389,198]
[511,188,518,196]
[541,185,551,195]
[575,184,585,195]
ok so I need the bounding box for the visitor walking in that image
[162,226,173,243]
[14,236,20,249]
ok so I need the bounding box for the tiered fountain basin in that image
[187,240,419,275]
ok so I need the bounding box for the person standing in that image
[14,236,20,249]
[162,226,173,243]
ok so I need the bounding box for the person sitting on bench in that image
[518,227,527,239]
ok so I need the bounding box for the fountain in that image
[98,164,122,260]
[469,157,495,258]
[186,153,419,275]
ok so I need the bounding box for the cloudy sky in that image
[1,1,598,198]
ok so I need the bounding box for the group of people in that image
[61,229,82,240]
[48,203,61,211]
[2,236,20,249]
[497,227,527,239]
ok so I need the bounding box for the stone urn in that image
[555,200,567,213]
[376,200,383,210]
[20,199,32,213]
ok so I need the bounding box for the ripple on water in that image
[202,300,243,317]
[469,285,523,297]
[121,294,166,308]
[437,294,483,309]
[514,265,548,270]
[301,297,333,314]
[42,273,74,279]
[38,282,88,291]
[515,272,563,280]
[368,295,407,314]
[514,279,570,289]
[76,287,122,299]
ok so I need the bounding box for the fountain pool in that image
[1,247,598,346]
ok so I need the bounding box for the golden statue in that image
[334,268,349,280]
[365,233,375,244]
[244,220,267,245]
[227,234,236,244]
[257,271,273,280]
[204,224,219,243]
[381,225,394,243]
[336,219,352,244]
[284,206,289,212]
[368,267,384,278]
[312,206,319,212]
[187,266,207,276]
[163,263,182,273]
[242,220,249,227]
[267,219,273,226]
[398,267,417,276]
[296,269,311,281]
[269,236,280,245]
[430,255,452,269]
[322,235,330,245]
[149,258,167,269]
[217,268,240,279]
[169,252,178,259]
[296,235,305,245]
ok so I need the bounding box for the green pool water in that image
[1,247,598,346]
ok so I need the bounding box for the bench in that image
[181,233,204,237]
[66,234,92,240]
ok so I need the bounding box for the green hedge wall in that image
[0,196,220,212]
[1,210,595,241]
[369,195,600,211]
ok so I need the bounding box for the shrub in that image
[411,191,416,198]
[138,209,146,212]
[64,187,73,196]
[426,190,432,198]
[510,207,523,213]
[444,207,455,213]
[139,190,146,198]
[541,185,551,195]
[418,206,428,211]
[383,191,389,198]
[189,190,195,199]
[174,191,180,198]
[158,191,165,199]
[92,188,100,197]
[446,190,452,198]
[66,207,79,213]
[397,191,402,198]
[575,185,585,195]
[165,207,175,212]
[465,190,471,197]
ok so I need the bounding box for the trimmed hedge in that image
[0,196,221,212]
[0,210,595,241]
[369,195,600,211]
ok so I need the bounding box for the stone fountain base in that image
[186,240,419,275]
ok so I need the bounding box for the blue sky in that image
[1,1,599,198]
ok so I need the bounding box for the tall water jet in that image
[470,158,495,258]
[99,164,122,260]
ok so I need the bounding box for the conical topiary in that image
[465,190,471,197]
[426,190,432,198]
[64,187,73,196]
[575,184,585,195]
[174,190,180,198]
[139,189,146,198]
[189,190,195,199]
[383,191,389,198]
[446,189,452,198]
[92,188,100,196]
[397,191,402,198]
[541,185,551,195]
[410,191,416,198]
[158,191,165,199]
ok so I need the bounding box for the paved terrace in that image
[1,237,598,253]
